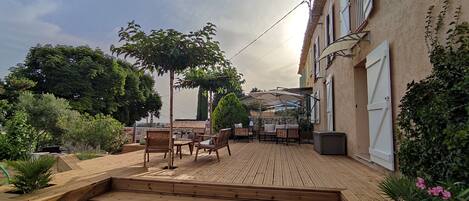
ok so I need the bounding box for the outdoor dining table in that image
[173,139,194,159]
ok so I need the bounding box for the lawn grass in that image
[75,152,103,160]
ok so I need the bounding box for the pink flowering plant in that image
[379,175,469,201]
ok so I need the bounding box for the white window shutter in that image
[340,0,350,37]
[326,75,334,131]
[364,0,373,19]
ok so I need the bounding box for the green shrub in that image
[397,2,469,182]
[212,93,249,132]
[89,114,127,153]
[8,156,55,194]
[59,113,126,153]
[2,111,39,160]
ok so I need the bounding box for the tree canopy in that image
[6,44,161,125]
[111,21,229,75]
[177,66,245,120]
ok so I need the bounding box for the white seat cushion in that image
[287,124,299,129]
[200,139,213,145]
[264,124,275,132]
[275,124,286,130]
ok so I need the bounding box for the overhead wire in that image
[229,0,308,60]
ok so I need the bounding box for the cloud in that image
[0,0,309,122]
[0,0,89,76]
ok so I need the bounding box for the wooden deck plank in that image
[285,145,304,187]
[280,145,293,186]
[273,142,283,186]
[252,143,271,185]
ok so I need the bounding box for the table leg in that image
[178,145,182,159]
[189,143,194,155]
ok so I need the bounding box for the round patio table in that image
[173,139,193,159]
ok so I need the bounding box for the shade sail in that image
[319,31,368,60]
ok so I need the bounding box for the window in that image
[351,0,373,30]
[340,0,351,37]
[313,36,320,79]
[324,2,335,65]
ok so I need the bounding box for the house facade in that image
[298,0,469,171]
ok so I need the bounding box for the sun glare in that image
[285,5,309,57]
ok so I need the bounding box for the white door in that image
[366,40,394,171]
[326,75,334,131]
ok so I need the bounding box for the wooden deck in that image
[3,141,387,201]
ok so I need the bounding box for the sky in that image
[0,0,309,122]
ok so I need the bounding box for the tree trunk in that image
[169,70,175,168]
[209,90,213,135]
[196,87,208,120]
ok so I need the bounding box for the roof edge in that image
[297,0,327,75]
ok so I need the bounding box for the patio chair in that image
[287,124,300,145]
[275,124,287,144]
[234,123,251,142]
[143,130,172,167]
[194,128,232,162]
[277,124,300,145]
[259,124,276,142]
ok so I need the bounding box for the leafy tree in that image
[0,71,36,102]
[397,1,469,182]
[111,21,228,168]
[8,45,161,125]
[16,92,72,147]
[212,67,245,108]
[212,93,249,132]
[113,64,162,125]
[177,66,245,134]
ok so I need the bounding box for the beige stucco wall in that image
[302,0,469,162]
